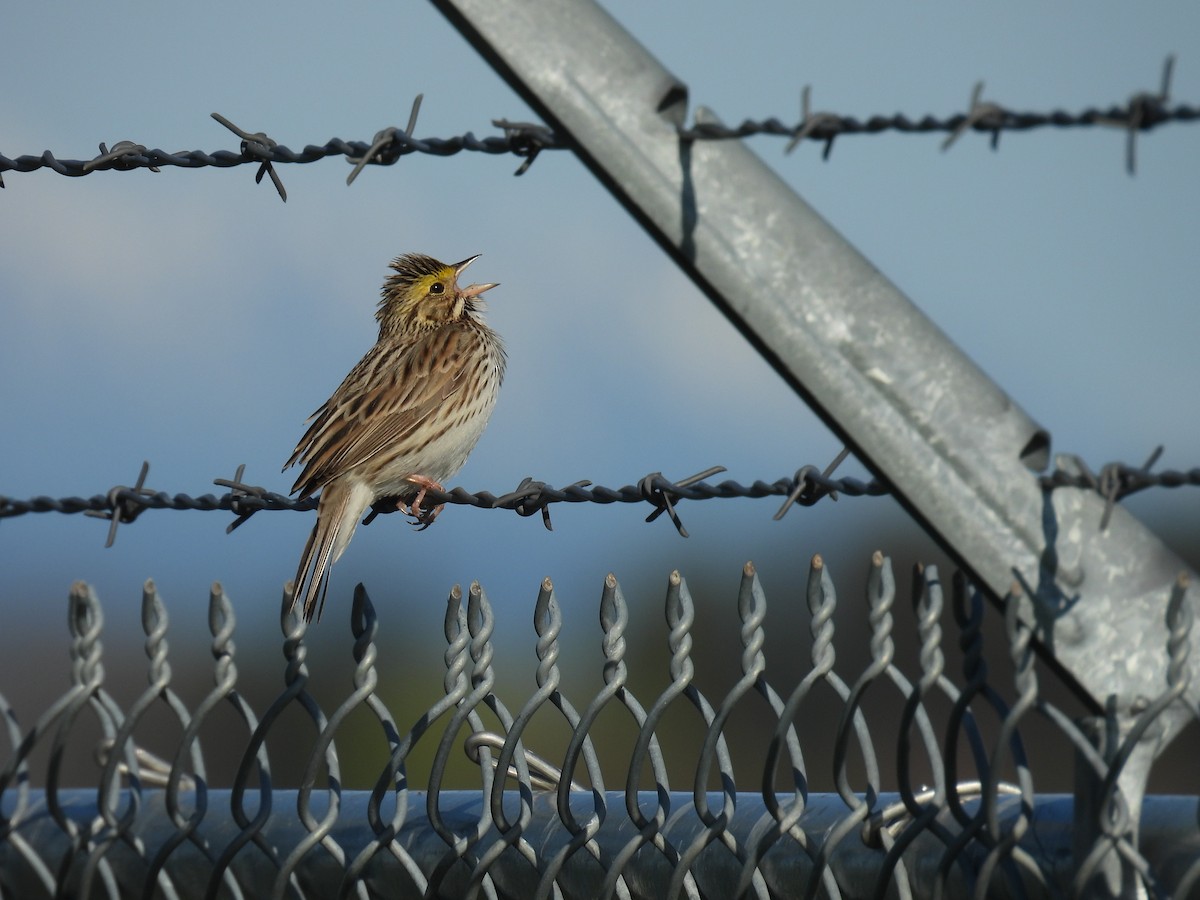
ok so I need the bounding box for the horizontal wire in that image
[1,452,1196,545]
[0,59,1192,192]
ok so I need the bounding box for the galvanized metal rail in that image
[427,3,1198,887]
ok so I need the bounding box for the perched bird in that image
[283,253,506,622]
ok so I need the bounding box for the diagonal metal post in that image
[431,0,1198,859]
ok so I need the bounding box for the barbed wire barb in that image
[774,446,853,520]
[785,85,840,158]
[81,460,152,548]
[1124,54,1176,174]
[942,82,1007,152]
[210,112,288,201]
[213,463,260,534]
[491,119,561,175]
[1099,445,1165,530]
[345,94,424,186]
[82,141,161,175]
[639,465,727,536]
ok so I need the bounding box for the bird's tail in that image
[289,479,373,622]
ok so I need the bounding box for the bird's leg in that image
[398,475,445,530]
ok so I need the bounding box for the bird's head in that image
[377,253,498,335]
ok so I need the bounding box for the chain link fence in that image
[1,553,1197,898]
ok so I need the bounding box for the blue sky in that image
[2,2,1198,768]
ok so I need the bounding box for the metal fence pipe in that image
[429,0,1198,741]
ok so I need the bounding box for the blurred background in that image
[2,2,1198,794]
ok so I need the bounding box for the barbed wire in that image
[686,57,1193,174]
[1,448,1196,547]
[0,58,1192,197]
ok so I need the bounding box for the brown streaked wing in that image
[288,325,488,497]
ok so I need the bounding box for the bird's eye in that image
[430,283,445,294]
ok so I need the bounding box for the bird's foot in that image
[398,475,445,531]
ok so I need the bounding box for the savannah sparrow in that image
[284,253,506,622]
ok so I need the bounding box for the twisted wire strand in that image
[85,582,188,900]
[339,585,417,897]
[605,572,699,900]
[470,584,544,897]
[931,575,1015,898]
[792,556,859,900]
[810,553,899,900]
[536,573,632,900]
[881,567,992,900]
[199,584,270,900]
[973,586,1048,898]
[424,583,503,900]
[669,563,771,900]
[142,584,237,898]
[515,578,579,900]
[225,598,337,900]
[870,564,955,898]
[55,584,132,898]
[284,587,382,900]
[211,584,287,898]
[220,585,304,900]
[734,564,808,897]
[734,556,835,899]
[348,588,464,897]
[418,585,485,895]
[0,684,53,893]
[272,612,347,900]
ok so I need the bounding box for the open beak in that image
[460,281,499,299]
[453,255,497,298]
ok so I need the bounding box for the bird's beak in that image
[453,255,496,298]
[460,281,499,299]
[453,254,482,277]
